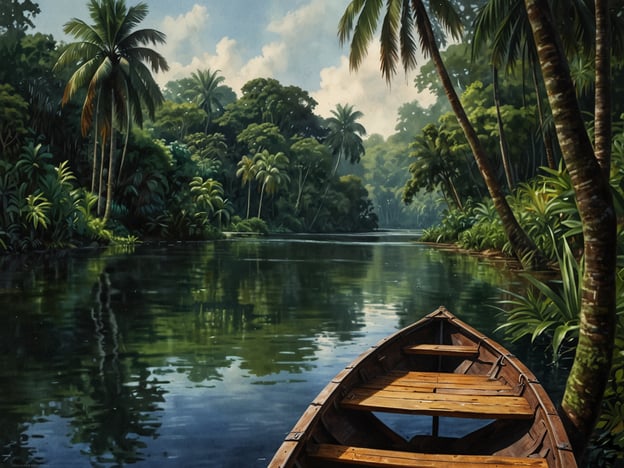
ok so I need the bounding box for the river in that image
[0,233,567,467]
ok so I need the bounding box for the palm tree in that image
[236,155,257,219]
[523,0,616,457]
[190,176,225,221]
[54,0,168,222]
[325,103,366,176]
[308,103,366,230]
[405,124,463,210]
[338,0,545,269]
[253,150,290,220]
[186,69,230,133]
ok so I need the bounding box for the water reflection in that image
[0,236,538,466]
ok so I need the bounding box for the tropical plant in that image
[458,201,508,253]
[54,0,169,222]
[253,150,290,220]
[324,103,366,175]
[185,69,232,132]
[190,176,226,223]
[420,201,478,244]
[0,141,113,251]
[236,155,257,219]
[496,236,582,360]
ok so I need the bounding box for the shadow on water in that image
[0,235,561,466]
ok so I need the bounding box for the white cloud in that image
[267,0,335,38]
[159,4,209,60]
[312,53,434,138]
[240,42,289,82]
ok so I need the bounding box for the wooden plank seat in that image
[366,371,514,395]
[403,343,479,357]
[341,371,533,419]
[309,444,548,467]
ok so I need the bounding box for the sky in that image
[33,0,435,138]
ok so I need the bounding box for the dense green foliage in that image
[0,1,380,252]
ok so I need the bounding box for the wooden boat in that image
[269,306,577,467]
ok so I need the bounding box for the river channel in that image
[0,233,567,466]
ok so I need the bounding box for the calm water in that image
[0,233,566,467]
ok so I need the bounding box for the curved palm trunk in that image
[594,0,611,179]
[415,2,545,269]
[524,0,616,458]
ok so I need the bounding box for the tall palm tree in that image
[523,0,616,457]
[325,103,366,176]
[309,103,366,230]
[254,150,290,220]
[186,69,230,133]
[54,0,168,222]
[338,0,545,269]
[236,155,257,219]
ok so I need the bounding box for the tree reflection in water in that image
[66,270,166,465]
[0,236,532,466]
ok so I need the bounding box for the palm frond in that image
[399,0,418,73]
[346,0,384,71]
[124,45,169,73]
[119,28,167,50]
[337,0,367,45]
[428,0,462,41]
[379,0,401,81]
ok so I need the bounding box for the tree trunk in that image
[524,0,616,458]
[442,172,463,210]
[257,181,266,219]
[493,67,514,190]
[594,0,611,179]
[414,1,546,269]
[98,138,106,216]
[91,94,100,193]
[246,183,251,219]
[92,133,99,194]
[117,99,131,186]
[531,63,557,169]
[103,98,116,223]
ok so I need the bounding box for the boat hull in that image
[269,307,576,468]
